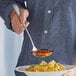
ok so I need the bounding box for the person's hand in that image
[72,59,76,66]
[62,60,76,76]
[63,69,76,76]
[10,8,30,34]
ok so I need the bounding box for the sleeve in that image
[70,0,76,49]
[71,0,76,18]
[0,0,25,31]
[69,0,76,59]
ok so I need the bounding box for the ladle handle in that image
[22,24,37,50]
[13,4,37,50]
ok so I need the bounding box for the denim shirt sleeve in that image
[70,0,76,19]
[0,0,24,31]
[69,0,76,58]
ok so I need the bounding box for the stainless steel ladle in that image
[13,4,53,58]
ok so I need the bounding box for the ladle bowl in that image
[31,49,53,58]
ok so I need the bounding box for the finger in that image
[21,22,30,29]
[20,9,29,24]
[12,22,25,34]
[20,9,29,17]
[25,22,30,28]
[62,70,76,76]
[22,9,29,18]
[19,15,27,24]
[62,73,69,76]
[62,71,71,76]
[72,60,76,66]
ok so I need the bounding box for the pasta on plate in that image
[25,60,67,72]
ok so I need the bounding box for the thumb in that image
[21,22,30,28]
[25,22,30,28]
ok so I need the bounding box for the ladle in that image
[13,4,53,58]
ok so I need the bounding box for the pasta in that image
[25,60,67,72]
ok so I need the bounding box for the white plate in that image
[15,65,76,76]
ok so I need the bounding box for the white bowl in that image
[15,65,76,76]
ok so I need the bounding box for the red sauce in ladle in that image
[31,49,53,58]
[31,49,53,53]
